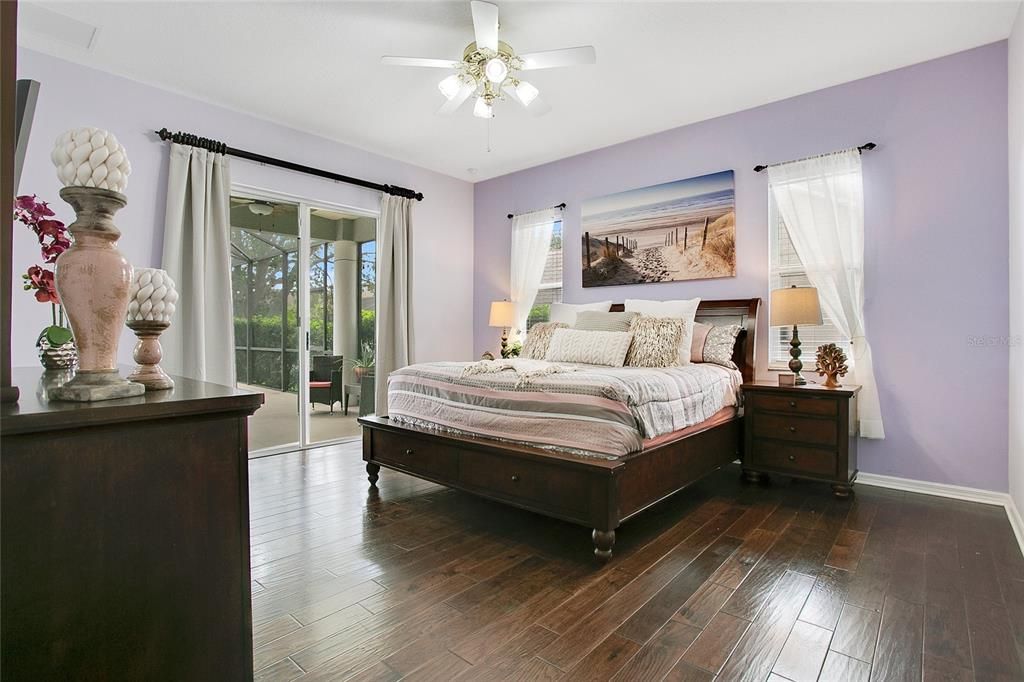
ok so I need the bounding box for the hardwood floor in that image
[249,441,1024,681]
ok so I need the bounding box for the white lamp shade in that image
[489,301,515,328]
[770,286,822,326]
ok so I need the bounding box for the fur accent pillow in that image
[545,329,633,367]
[625,316,685,368]
[691,323,741,369]
[624,298,700,365]
[573,310,638,332]
[521,322,569,360]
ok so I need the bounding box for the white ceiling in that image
[18,1,1020,182]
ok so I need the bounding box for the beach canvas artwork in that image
[581,170,736,287]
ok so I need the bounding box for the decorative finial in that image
[50,127,132,192]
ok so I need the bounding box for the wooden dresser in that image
[1,367,262,680]
[742,380,860,498]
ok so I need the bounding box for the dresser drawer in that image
[752,412,838,447]
[371,430,459,481]
[747,392,838,417]
[459,452,591,515]
[749,441,838,478]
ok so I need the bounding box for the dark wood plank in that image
[609,620,701,681]
[721,524,811,620]
[831,603,881,664]
[921,652,974,682]
[710,528,777,589]
[826,528,868,571]
[560,633,639,680]
[800,565,851,631]
[772,619,832,682]
[870,595,924,682]
[673,581,733,629]
[678,611,749,674]
[663,660,716,682]
[818,650,870,682]
[965,596,1023,681]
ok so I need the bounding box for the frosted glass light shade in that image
[515,80,539,106]
[489,301,515,328]
[438,74,462,100]
[473,97,493,119]
[484,57,508,83]
[770,286,822,326]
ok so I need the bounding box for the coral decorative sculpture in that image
[815,343,849,388]
[126,268,178,390]
[50,127,132,192]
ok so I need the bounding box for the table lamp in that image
[489,300,516,358]
[770,286,822,385]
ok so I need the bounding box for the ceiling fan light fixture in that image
[248,202,273,216]
[515,80,539,106]
[473,96,494,119]
[438,74,463,100]
[484,57,508,83]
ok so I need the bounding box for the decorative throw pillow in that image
[545,329,633,367]
[624,298,701,365]
[691,322,741,369]
[521,322,569,360]
[625,316,685,368]
[573,310,638,332]
[549,301,613,326]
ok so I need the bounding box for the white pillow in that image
[549,301,613,326]
[545,329,633,367]
[624,298,702,365]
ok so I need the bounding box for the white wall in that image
[14,49,475,374]
[1010,5,1024,514]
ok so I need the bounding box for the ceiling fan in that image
[231,198,279,216]
[381,0,596,119]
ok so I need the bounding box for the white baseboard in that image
[856,472,1024,556]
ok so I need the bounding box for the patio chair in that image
[309,354,343,413]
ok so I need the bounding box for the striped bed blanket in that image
[386,360,742,459]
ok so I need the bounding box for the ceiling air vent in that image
[19,3,99,51]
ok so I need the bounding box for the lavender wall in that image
[1009,8,1023,512]
[474,43,1010,492]
[14,49,475,370]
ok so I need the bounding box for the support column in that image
[333,239,359,386]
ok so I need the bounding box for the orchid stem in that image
[51,304,57,327]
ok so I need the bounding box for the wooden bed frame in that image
[359,298,760,561]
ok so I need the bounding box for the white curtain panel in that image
[375,194,413,416]
[160,143,235,386]
[509,208,559,339]
[768,149,884,438]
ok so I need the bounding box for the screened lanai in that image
[229,198,377,454]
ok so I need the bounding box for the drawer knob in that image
[511,474,520,483]
[789,401,796,408]
[788,426,796,433]
[788,454,796,461]
[404,448,414,456]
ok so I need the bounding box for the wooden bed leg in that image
[832,483,853,499]
[366,462,380,487]
[743,469,766,484]
[592,529,615,563]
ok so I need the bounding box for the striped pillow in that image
[573,311,638,332]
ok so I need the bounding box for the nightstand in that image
[742,380,860,498]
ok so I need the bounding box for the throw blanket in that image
[387,361,742,459]
[461,359,580,386]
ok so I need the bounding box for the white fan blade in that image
[438,84,475,115]
[471,1,499,52]
[519,46,596,70]
[502,84,551,117]
[381,56,459,69]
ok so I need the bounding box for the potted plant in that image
[14,195,76,369]
[351,342,375,381]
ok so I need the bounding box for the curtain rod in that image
[507,202,566,220]
[753,142,876,173]
[154,128,424,201]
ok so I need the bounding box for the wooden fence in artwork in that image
[663,216,710,250]
[582,232,638,270]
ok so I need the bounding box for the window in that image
[526,220,563,328]
[768,197,851,367]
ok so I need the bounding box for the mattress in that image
[386,360,742,459]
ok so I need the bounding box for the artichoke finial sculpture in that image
[815,343,849,388]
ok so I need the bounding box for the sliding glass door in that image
[229,189,376,456]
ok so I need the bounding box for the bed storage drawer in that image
[370,429,459,481]
[748,441,837,478]
[459,451,591,515]
[751,412,837,447]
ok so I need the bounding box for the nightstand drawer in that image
[752,412,837,447]
[747,393,837,417]
[750,441,837,478]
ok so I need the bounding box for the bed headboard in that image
[610,298,760,383]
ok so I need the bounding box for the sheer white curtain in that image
[768,149,884,438]
[509,208,558,339]
[160,143,235,386]
[375,194,413,416]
